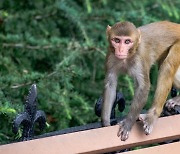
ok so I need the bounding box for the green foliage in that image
[0,0,179,144]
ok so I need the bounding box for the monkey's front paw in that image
[139,114,157,135]
[143,120,153,135]
[117,120,130,141]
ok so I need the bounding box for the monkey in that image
[101,21,180,141]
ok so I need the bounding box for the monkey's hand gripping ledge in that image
[0,114,180,154]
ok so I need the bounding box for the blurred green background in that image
[0,0,179,144]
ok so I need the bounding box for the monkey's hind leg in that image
[166,66,180,110]
[142,41,180,135]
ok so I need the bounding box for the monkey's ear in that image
[138,29,141,44]
[106,25,111,35]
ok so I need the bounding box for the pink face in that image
[111,36,134,59]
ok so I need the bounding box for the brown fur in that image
[101,21,180,141]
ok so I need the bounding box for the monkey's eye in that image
[125,39,131,44]
[114,38,120,43]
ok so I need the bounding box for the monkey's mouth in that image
[115,54,127,59]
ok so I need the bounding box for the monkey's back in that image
[137,21,180,65]
[139,21,180,39]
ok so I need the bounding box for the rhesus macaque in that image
[101,21,180,141]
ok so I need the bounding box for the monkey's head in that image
[106,21,141,60]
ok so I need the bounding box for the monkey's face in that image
[106,22,141,60]
[110,36,134,59]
